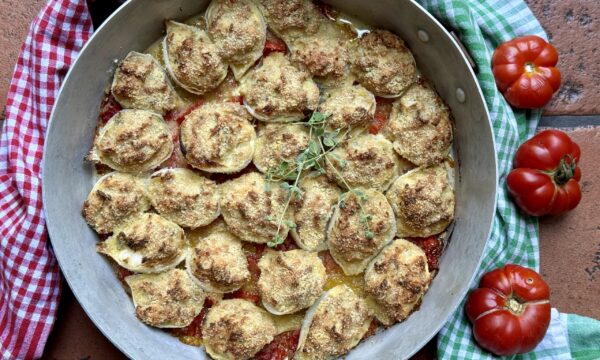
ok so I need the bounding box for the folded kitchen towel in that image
[0,1,92,359]
[417,0,600,359]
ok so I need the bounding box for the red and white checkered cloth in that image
[0,1,92,359]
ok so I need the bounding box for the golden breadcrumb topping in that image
[97,213,187,272]
[291,174,340,251]
[257,249,326,314]
[350,30,417,97]
[164,21,228,95]
[257,0,322,37]
[297,285,372,359]
[188,230,250,293]
[386,164,455,238]
[253,123,310,177]
[220,172,293,243]
[126,269,205,328]
[179,102,256,173]
[319,84,376,131]
[82,172,150,234]
[384,80,453,166]
[326,133,402,191]
[148,168,220,228]
[111,51,181,115]
[206,0,266,64]
[239,52,320,121]
[289,22,349,79]
[92,109,173,173]
[327,188,395,275]
[365,239,431,322]
[203,299,277,360]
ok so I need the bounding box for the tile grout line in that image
[540,115,600,128]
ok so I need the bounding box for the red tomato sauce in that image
[273,234,299,252]
[99,93,122,125]
[320,251,342,274]
[263,37,287,57]
[223,289,261,305]
[408,236,443,272]
[254,330,300,360]
[171,298,214,339]
[369,97,394,134]
[116,265,133,284]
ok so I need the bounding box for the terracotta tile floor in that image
[0,1,598,359]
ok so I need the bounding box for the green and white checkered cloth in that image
[414,0,600,359]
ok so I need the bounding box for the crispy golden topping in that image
[297,285,372,360]
[203,299,277,360]
[126,269,205,328]
[289,23,349,79]
[326,133,405,191]
[239,52,320,122]
[291,174,340,251]
[163,21,228,95]
[384,80,453,166]
[327,188,395,275]
[350,30,417,97]
[206,0,266,65]
[258,249,326,314]
[111,51,181,115]
[148,168,220,228]
[365,239,431,323]
[97,213,187,273]
[91,109,173,173]
[386,164,455,238]
[319,84,376,131]
[220,172,293,243]
[257,0,322,38]
[179,102,256,173]
[188,229,250,293]
[82,172,150,234]
[253,123,310,177]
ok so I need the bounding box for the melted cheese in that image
[97,213,188,273]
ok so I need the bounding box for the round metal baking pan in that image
[42,0,497,359]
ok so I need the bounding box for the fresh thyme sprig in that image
[265,111,373,247]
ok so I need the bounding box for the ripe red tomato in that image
[492,35,561,109]
[507,129,581,216]
[465,264,551,356]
